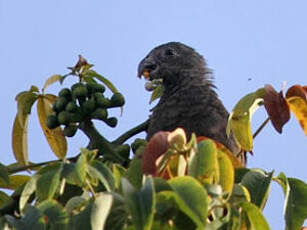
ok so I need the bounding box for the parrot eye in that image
[165,49,175,56]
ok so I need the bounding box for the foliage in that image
[1,56,307,230]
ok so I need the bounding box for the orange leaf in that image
[286,96,307,136]
[37,97,67,159]
[263,84,290,133]
[12,115,29,165]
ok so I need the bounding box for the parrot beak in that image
[137,57,157,80]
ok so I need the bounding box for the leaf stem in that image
[253,117,270,139]
[112,120,149,145]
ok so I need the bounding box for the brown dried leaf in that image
[37,97,67,159]
[263,84,290,133]
[286,85,307,100]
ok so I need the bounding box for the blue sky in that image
[1,1,307,228]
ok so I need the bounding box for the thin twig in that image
[253,117,270,139]
[112,120,149,145]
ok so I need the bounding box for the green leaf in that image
[188,140,218,184]
[1,175,30,190]
[86,70,118,93]
[277,174,307,230]
[43,74,62,91]
[240,202,270,230]
[88,160,115,191]
[122,176,155,230]
[227,88,265,151]
[0,191,12,207]
[20,174,40,211]
[65,194,89,215]
[168,176,209,229]
[229,184,251,204]
[37,200,68,230]
[0,163,9,186]
[74,152,87,186]
[125,157,143,189]
[17,206,46,230]
[149,85,163,104]
[69,194,112,230]
[104,193,128,230]
[90,193,113,230]
[112,164,126,190]
[36,165,62,201]
[241,169,273,209]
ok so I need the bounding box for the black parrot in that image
[138,42,244,164]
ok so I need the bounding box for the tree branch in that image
[112,119,149,145]
[79,119,125,163]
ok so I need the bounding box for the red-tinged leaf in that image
[12,114,29,165]
[263,84,290,133]
[37,97,67,159]
[286,84,307,100]
[142,131,170,176]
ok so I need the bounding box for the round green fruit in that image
[82,97,96,113]
[72,84,88,99]
[87,82,106,94]
[57,111,71,125]
[55,97,68,111]
[46,114,59,129]
[63,125,78,137]
[91,108,108,120]
[110,93,125,107]
[115,144,130,159]
[105,117,118,127]
[58,88,72,99]
[65,101,78,113]
[131,138,147,153]
[70,112,83,123]
[95,93,110,108]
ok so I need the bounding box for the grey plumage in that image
[138,42,243,163]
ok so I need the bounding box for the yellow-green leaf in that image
[43,74,62,91]
[149,85,163,104]
[188,140,219,184]
[217,150,234,194]
[0,190,12,207]
[86,70,118,93]
[16,91,38,127]
[227,88,265,151]
[0,175,30,190]
[240,202,270,230]
[37,97,67,159]
[12,114,29,165]
[286,96,307,136]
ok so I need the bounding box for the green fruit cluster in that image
[46,81,125,136]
